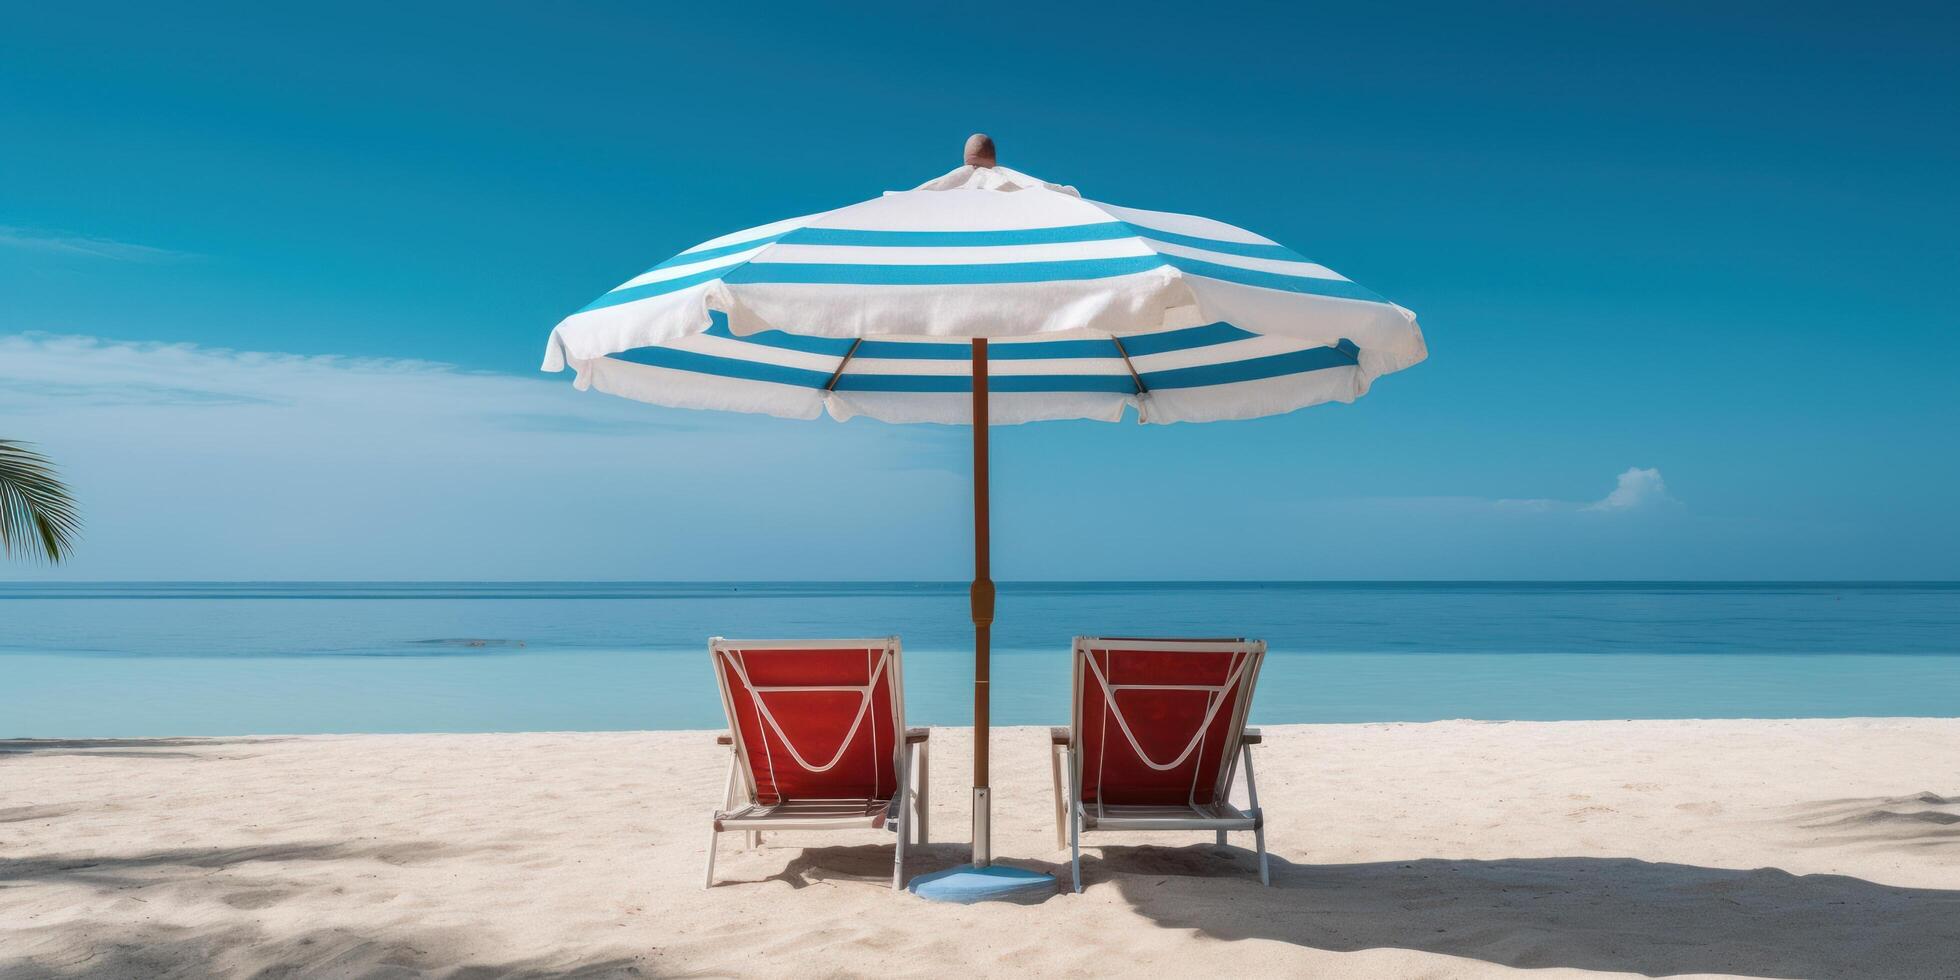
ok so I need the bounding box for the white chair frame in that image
[1052,636,1268,892]
[704,637,929,890]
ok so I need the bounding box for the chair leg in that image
[721,753,756,850]
[1255,820,1270,887]
[1050,744,1066,851]
[703,823,719,889]
[1241,743,1262,814]
[1217,747,1235,848]
[1069,803,1082,893]
[1068,746,1084,892]
[1242,744,1269,886]
[892,764,910,891]
[914,740,929,845]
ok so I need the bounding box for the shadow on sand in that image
[1080,844,1960,980]
[714,842,973,890]
[0,922,651,979]
[727,833,1960,978]
[0,839,476,892]
[0,839,620,978]
[0,737,291,761]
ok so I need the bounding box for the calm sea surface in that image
[4,582,1957,737]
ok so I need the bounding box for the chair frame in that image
[1052,636,1268,892]
[704,637,929,890]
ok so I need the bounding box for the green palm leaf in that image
[0,439,80,563]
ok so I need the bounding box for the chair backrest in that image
[1071,636,1265,807]
[710,637,905,806]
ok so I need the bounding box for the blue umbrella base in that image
[907,863,1056,904]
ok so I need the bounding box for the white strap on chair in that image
[1082,647,1252,772]
[724,648,891,776]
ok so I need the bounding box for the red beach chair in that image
[704,637,929,890]
[1051,636,1268,892]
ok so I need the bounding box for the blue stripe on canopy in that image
[1160,255,1386,302]
[594,230,1377,310]
[698,317,1262,360]
[1116,322,1259,355]
[711,255,1379,300]
[1143,342,1358,390]
[580,264,745,312]
[722,256,1165,286]
[645,232,793,272]
[608,337,1359,392]
[1121,225,1302,261]
[704,221,1299,255]
[610,347,834,389]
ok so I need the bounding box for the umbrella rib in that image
[823,338,864,392]
[1110,336,1149,395]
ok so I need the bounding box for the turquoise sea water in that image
[3,582,1957,737]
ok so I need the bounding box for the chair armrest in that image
[715,732,732,746]
[1242,727,1262,745]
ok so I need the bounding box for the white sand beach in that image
[4,719,1958,979]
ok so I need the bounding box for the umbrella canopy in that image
[543,136,1425,886]
[542,156,1425,425]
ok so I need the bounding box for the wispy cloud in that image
[1333,467,1681,518]
[0,333,965,580]
[0,225,188,262]
[2,334,582,419]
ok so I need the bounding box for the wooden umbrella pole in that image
[970,337,994,866]
[965,134,1000,868]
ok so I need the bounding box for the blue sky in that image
[3,1,1956,580]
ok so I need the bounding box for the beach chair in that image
[704,637,928,890]
[1051,636,1268,892]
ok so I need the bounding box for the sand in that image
[3,719,1958,979]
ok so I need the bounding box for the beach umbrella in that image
[542,135,1426,895]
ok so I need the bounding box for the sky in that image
[2,0,1956,581]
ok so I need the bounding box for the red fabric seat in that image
[714,644,899,805]
[1074,640,1257,807]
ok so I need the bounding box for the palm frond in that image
[0,439,81,564]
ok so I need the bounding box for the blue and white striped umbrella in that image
[542,138,1427,888]
[542,158,1425,424]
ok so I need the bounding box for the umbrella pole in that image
[970,338,994,867]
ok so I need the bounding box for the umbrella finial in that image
[964,133,996,168]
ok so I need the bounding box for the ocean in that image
[4,582,1957,737]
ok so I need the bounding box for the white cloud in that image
[1585,466,1672,512]
[0,225,186,262]
[1342,467,1680,517]
[1490,466,1675,514]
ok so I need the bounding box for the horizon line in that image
[2,579,1956,587]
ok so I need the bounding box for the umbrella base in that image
[906,863,1055,904]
